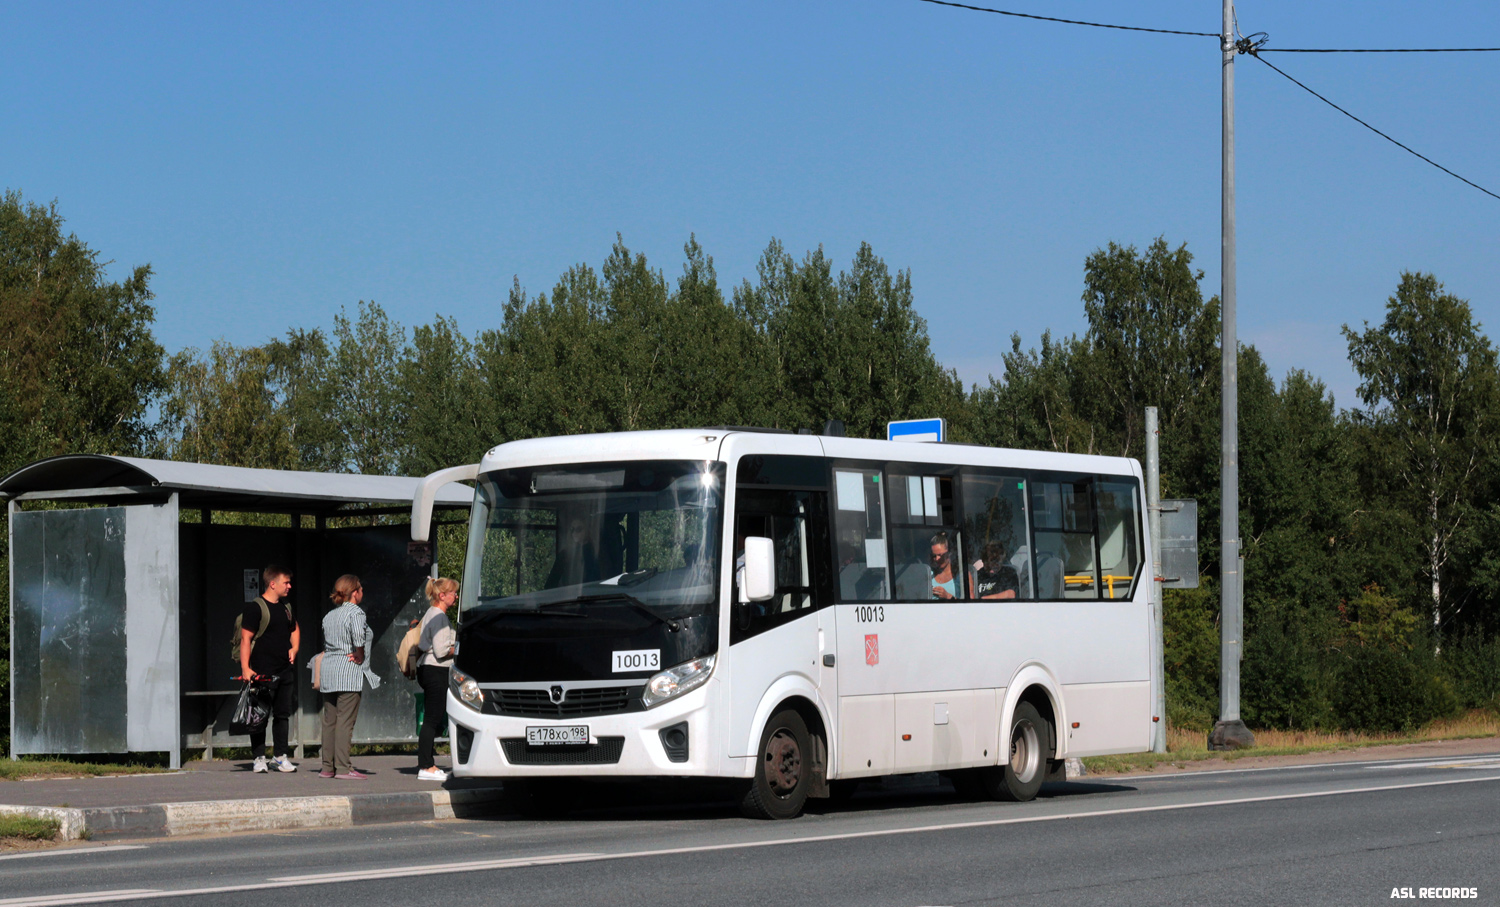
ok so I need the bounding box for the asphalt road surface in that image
[4,752,1498,907]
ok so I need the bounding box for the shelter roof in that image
[0,455,474,512]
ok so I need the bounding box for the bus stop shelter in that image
[2,455,473,768]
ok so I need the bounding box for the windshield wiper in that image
[573,592,683,632]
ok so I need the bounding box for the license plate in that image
[526,725,589,746]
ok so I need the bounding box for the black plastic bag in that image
[229,681,271,735]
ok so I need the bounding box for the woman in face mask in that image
[315,574,381,779]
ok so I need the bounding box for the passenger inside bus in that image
[971,540,1020,600]
[929,531,957,600]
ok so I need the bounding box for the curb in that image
[0,787,508,841]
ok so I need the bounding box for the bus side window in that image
[1030,478,1098,600]
[887,472,959,602]
[832,468,888,601]
[1095,481,1142,599]
[959,474,1030,601]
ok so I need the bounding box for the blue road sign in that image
[887,418,945,443]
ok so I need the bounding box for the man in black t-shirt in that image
[239,564,300,773]
[973,541,1020,601]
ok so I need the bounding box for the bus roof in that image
[477,428,1141,480]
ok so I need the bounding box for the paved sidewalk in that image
[0,754,507,840]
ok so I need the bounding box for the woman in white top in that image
[416,577,458,781]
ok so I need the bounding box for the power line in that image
[913,0,1218,38]
[1260,47,1500,54]
[1245,52,1500,202]
[914,1,1498,202]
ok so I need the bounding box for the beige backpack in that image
[396,619,423,680]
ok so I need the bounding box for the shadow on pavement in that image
[463,773,1135,824]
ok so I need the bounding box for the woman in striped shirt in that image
[317,575,381,779]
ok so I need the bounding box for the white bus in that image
[413,427,1153,819]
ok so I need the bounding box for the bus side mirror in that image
[740,537,775,603]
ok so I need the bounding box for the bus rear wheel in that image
[978,701,1048,802]
[741,708,811,820]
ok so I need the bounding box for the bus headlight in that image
[451,668,485,711]
[642,655,716,709]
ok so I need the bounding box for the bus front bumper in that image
[444,687,715,778]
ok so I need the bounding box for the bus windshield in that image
[462,460,724,621]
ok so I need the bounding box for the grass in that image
[0,758,173,782]
[1082,709,1500,775]
[0,814,61,843]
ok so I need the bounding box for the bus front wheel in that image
[980,701,1048,802]
[741,708,811,819]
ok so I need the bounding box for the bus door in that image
[728,483,836,754]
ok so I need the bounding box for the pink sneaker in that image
[334,770,369,780]
[319,769,336,778]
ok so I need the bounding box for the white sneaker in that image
[417,767,448,782]
[252,756,268,773]
[274,755,298,773]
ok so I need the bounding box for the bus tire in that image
[741,708,811,819]
[984,701,1048,802]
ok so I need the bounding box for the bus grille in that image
[488,686,639,718]
[500,736,625,765]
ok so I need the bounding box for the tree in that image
[968,331,1094,453]
[1076,237,1221,460]
[328,302,410,474]
[401,315,492,476]
[1343,273,1499,647]
[0,190,165,463]
[156,341,300,468]
[733,239,965,437]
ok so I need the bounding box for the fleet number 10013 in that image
[854,605,885,623]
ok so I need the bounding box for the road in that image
[4,753,1498,907]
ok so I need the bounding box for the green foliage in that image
[0,814,60,842]
[0,191,165,464]
[734,239,965,437]
[1336,584,1421,652]
[1076,237,1221,461]
[1163,585,1220,731]
[1332,640,1460,733]
[1344,273,1500,644]
[1242,602,1333,730]
[1437,632,1500,712]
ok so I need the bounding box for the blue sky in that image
[4,1,1496,411]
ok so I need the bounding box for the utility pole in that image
[1211,0,1254,751]
[1146,406,1166,754]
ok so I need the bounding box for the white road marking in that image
[0,892,160,907]
[1368,752,1500,767]
[1128,751,1500,780]
[3,773,1498,907]
[0,844,148,862]
[271,852,600,883]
